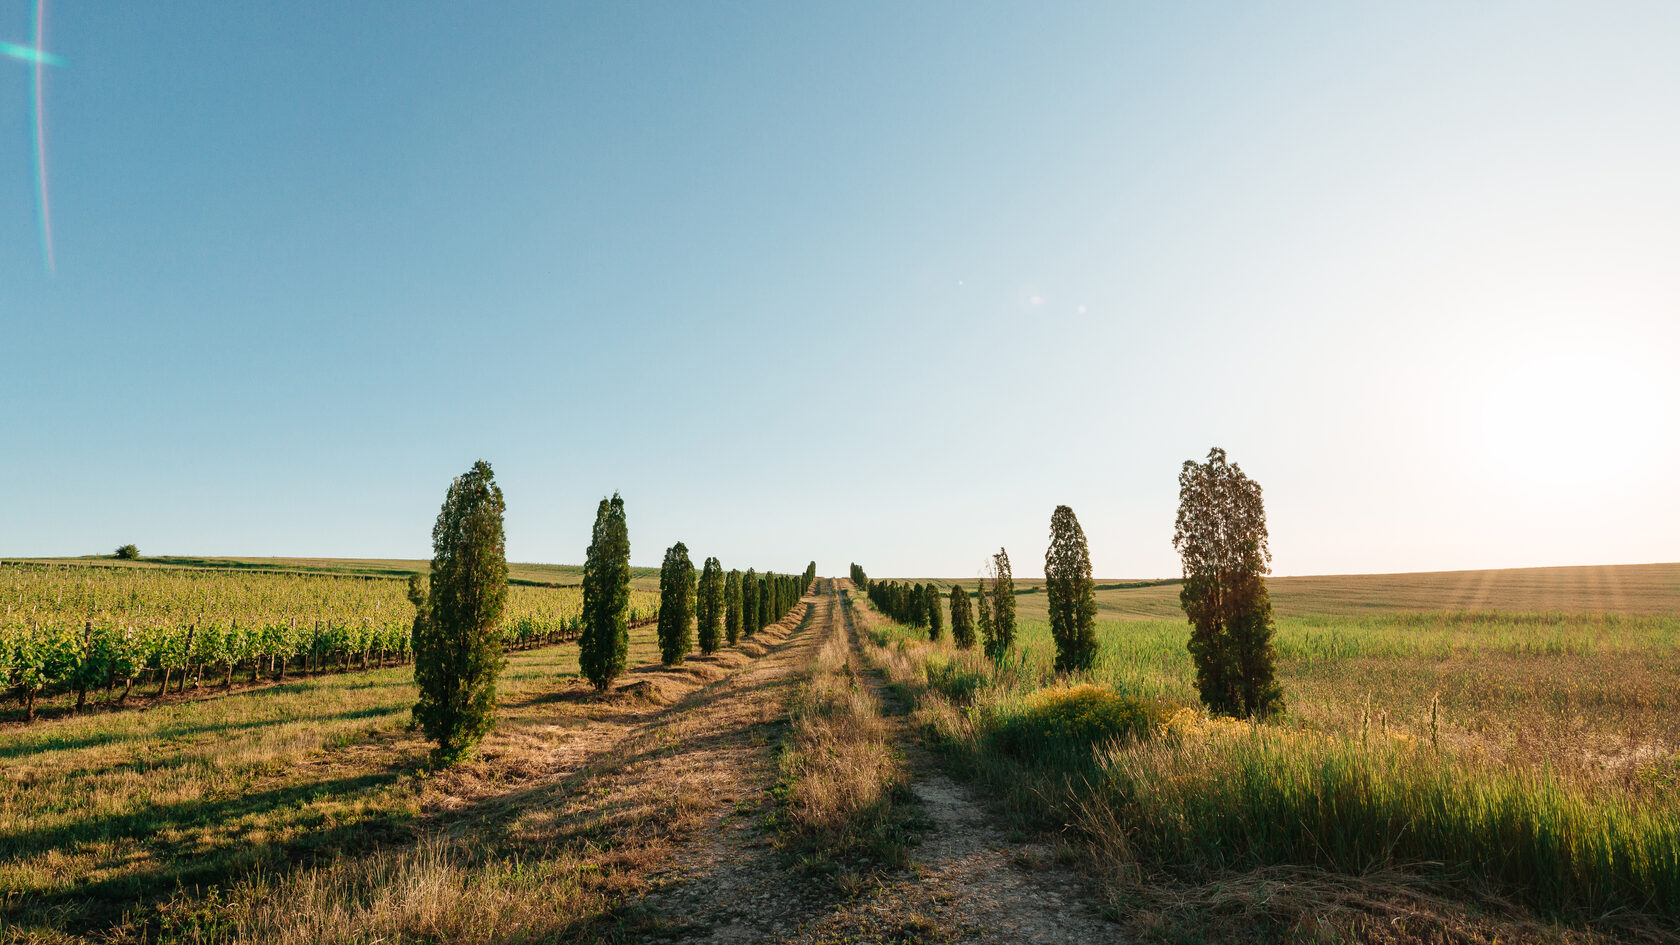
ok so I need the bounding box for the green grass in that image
[853,588,1680,930]
[0,625,664,941]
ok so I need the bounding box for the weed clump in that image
[993,684,1164,761]
[922,655,987,705]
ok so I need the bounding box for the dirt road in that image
[617,579,1123,944]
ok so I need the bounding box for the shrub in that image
[923,655,986,705]
[991,684,1163,762]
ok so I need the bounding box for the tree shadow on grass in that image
[0,702,409,762]
[5,613,815,942]
[0,669,415,727]
[0,766,424,939]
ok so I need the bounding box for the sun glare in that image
[1471,342,1664,500]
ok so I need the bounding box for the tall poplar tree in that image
[926,583,944,641]
[741,568,758,636]
[412,460,507,764]
[1174,447,1283,718]
[579,493,630,691]
[1045,505,1099,673]
[725,569,743,644]
[657,542,696,666]
[973,578,991,651]
[982,549,1016,661]
[949,584,974,649]
[698,556,725,654]
[757,574,771,630]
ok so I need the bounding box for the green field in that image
[5,560,1676,941]
[0,624,666,940]
[861,563,1680,933]
[891,561,1680,619]
[3,554,665,590]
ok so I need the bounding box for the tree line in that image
[412,462,817,764]
[854,446,1281,720]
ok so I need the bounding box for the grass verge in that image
[850,590,1677,944]
[772,586,917,878]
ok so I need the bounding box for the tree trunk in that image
[74,621,93,713]
[25,689,36,722]
[158,667,172,697]
[181,625,197,693]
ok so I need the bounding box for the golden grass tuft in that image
[774,590,913,868]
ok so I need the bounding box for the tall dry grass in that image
[773,588,912,869]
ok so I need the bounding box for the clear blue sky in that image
[3,2,1676,578]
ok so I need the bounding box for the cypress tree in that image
[757,574,771,630]
[657,542,696,666]
[725,569,742,644]
[1174,448,1283,718]
[412,460,508,765]
[949,584,974,649]
[973,578,992,650]
[1045,505,1099,673]
[982,549,1016,661]
[926,583,944,641]
[741,569,758,636]
[698,557,725,654]
[579,493,631,691]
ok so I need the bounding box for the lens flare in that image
[31,0,56,273]
[0,38,60,66]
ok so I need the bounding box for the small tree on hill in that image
[725,569,743,644]
[114,544,139,560]
[412,460,508,765]
[949,584,973,649]
[982,549,1015,661]
[1045,505,1098,673]
[698,556,724,654]
[1173,447,1283,719]
[657,542,696,665]
[579,493,631,691]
